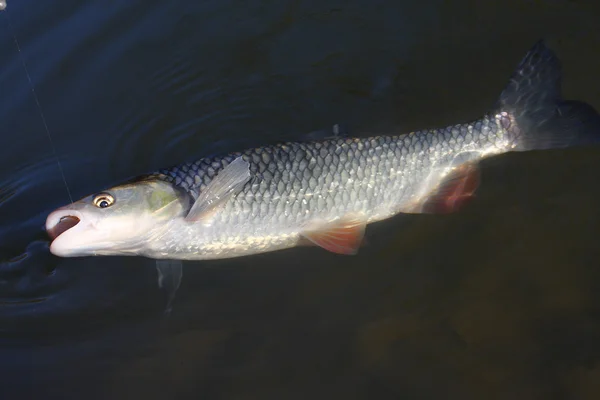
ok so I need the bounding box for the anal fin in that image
[419,163,480,214]
[301,216,366,255]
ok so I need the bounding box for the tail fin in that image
[497,40,600,151]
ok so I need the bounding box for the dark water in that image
[1,0,600,399]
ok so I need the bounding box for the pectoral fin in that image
[186,156,251,222]
[156,259,183,314]
[301,216,366,255]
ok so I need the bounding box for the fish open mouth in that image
[47,215,80,240]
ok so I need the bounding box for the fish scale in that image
[143,112,512,259]
[45,41,600,262]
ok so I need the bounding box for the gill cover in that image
[46,179,190,257]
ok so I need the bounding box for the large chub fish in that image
[46,41,600,264]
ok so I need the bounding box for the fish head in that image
[45,177,190,257]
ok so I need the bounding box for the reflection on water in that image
[1,0,600,399]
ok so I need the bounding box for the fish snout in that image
[46,210,83,240]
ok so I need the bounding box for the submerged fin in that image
[156,260,183,314]
[304,123,349,141]
[497,40,600,151]
[301,216,366,255]
[186,156,251,222]
[405,152,481,214]
[419,163,480,214]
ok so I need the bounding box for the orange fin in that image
[301,217,366,255]
[420,163,480,214]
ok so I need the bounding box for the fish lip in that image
[46,209,84,236]
[45,209,89,257]
[47,215,81,240]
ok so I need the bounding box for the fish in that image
[45,41,600,307]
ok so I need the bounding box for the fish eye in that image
[93,193,115,208]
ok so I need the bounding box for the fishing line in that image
[2,4,75,203]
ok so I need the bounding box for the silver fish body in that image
[147,112,514,259]
[46,41,600,261]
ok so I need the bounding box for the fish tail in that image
[496,40,600,151]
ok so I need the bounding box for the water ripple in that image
[0,154,166,328]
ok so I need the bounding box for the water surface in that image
[1,1,600,399]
